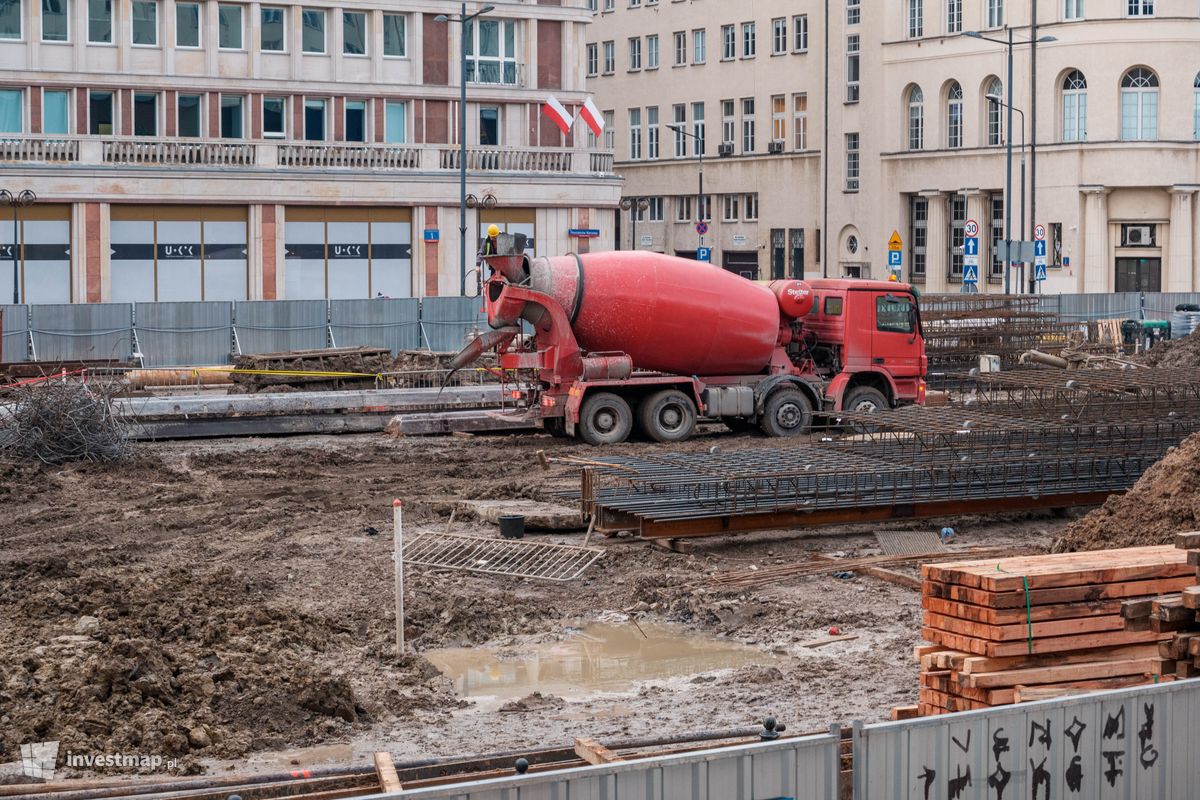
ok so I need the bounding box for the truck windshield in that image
[876,295,914,334]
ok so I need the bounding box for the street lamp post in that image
[987,95,1026,292]
[0,189,36,305]
[619,197,650,250]
[435,3,495,297]
[667,124,705,250]
[964,29,1055,295]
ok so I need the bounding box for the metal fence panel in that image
[854,678,1200,800]
[134,302,233,367]
[1144,292,1200,320]
[329,298,421,352]
[233,300,328,355]
[29,303,132,362]
[382,731,840,800]
[1,304,28,362]
[1051,292,1143,322]
[419,297,488,352]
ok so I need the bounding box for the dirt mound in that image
[1136,328,1200,368]
[1054,433,1200,552]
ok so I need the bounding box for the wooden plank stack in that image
[907,545,1193,717]
[1120,532,1200,680]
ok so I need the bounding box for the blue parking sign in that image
[888,250,902,267]
[696,247,712,262]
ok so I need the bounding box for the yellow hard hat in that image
[487,224,500,238]
[888,273,899,281]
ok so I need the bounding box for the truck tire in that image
[841,386,890,434]
[579,392,633,445]
[638,390,697,443]
[759,388,813,437]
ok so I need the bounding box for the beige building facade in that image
[0,0,619,304]
[587,0,1200,295]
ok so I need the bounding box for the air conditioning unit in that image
[718,143,735,157]
[767,140,785,154]
[1125,225,1153,246]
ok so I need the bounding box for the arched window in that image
[1062,69,1087,142]
[1193,72,1200,140]
[1120,67,1158,140]
[907,85,924,150]
[986,77,1003,146]
[946,82,963,149]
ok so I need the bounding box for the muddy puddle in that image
[424,621,783,702]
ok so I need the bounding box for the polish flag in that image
[543,96,575,136]
[579,97,604,138]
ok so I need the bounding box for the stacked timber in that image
[909,546,1192,716]
[1120,532,1200,680]
[230,347,392,393]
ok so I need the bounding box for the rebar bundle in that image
[0,379,130,464]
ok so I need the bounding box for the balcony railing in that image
[0,134,616,176]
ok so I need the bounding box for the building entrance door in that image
[1115,257,1161,292]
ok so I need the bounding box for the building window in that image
[260,6,284,51]
[343,11,366,55]
[177,93,201,137]
[946,0,962,33]
[741,21,755,57]
[383,13,404,56]
[283,211,411,300]
[846,35,860,103]
[673,30,685,64]
[302,8,325,53]
[908,0,923,37]
[646,105,659,159]
[793,14,807,51]
[221,95,244,138]
[1120,67,1158,140]
[793,93,808,149]
[692,29,705,63]
[986,0,1003,27]
[586,43,598,76]
[647,197,664,222]
[1064,0,1083,20]
[949,195,965,279]
[907,85,923,150]
[1051,222,1063,266]
[771,94,785,143]
[675,196,692,223]
[788,229,804,278]
[673,103,686,156]
[721,24,734,59]
[176,2,199,47]
[1194,73,1200,140]
[741,97,755,152]
[602,41,614,73]
[723,194,739,222]
[771,18,786,54]
[1062,69,1087,142]
[131,0,157,45]
[1120,223,1156,247]
[845,132,860,191]
[466,19,518,84]
[629,0,639,7]
[384,100,406,143]
[42,0,68,42]
[986,77,1004,145]
[302,98,326,141]
[87,0,109,42]
[989,194,1004,279]
[646,33,658,68]
[721,99,734,145]
[218,4,242,49]
[43,89,69,133]
[0,89,21,133]
[946,81,963,148]
[909,196,927,280]
[744,193,759,221]
[263,96,285,138]
[88,89,113,134]
[628,107,641,159]
[479,106,498,145]
[133,92,156,136]
[1126,0,1152,15]
[343,100,365,141]
[628,36,641,70]
[0,0,19,39]
[603,110,614,149]
[847,0,860,25]
[604,0,613,10]
[691,101,705,155]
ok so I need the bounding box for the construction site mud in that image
[0,431,1066,780]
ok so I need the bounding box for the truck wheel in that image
[759,388,813,437]
[841,387,890,434]
[638,390,697,443]
[579,392,633,445]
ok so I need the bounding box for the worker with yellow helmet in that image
[480,224,501,259]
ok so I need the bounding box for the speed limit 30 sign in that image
[964,219,979,238]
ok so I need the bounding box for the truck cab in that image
[800,279,927,413]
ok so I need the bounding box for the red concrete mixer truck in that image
[451,236,927,445]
